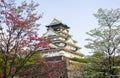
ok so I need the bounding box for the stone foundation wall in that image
[18,60,67,78]
[66,60,87,78]
[18,57,86,78]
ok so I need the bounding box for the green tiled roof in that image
[50,18,61,25]
[46,18,70,29]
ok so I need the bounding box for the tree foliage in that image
[70,57,89,63]
[85,8,120,78]
[0,0,51,78]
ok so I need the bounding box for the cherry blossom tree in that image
[18,59,65,78]
[0,0,51,78]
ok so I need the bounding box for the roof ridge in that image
[50,18,62,25]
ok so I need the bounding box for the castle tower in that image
[19,19,84,78]
[41,19,83,59]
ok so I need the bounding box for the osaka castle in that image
[40,18,83,59]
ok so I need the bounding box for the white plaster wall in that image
[43,29,56,37]
[42,51,80,58]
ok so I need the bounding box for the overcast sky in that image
[21,0,120,55]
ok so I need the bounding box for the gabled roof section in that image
[46,18,70,29]
[50,18,61,25]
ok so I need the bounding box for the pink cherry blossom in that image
[0,26,2,30]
